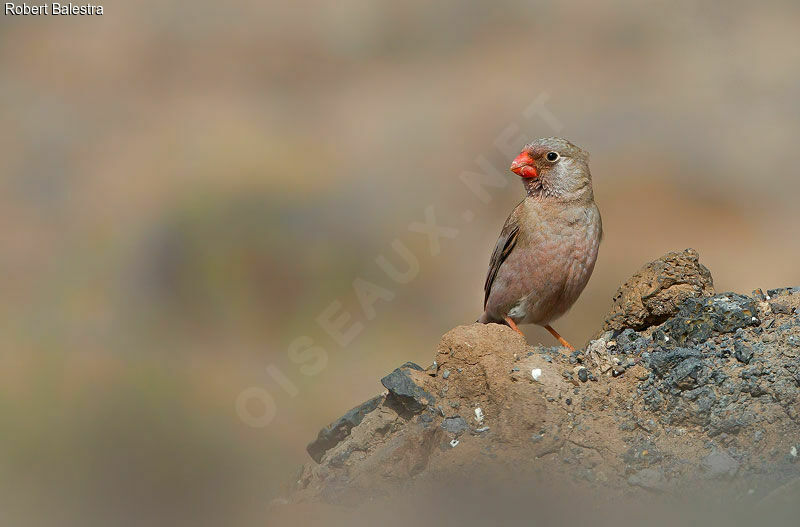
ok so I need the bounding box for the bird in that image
[477,137,602,350]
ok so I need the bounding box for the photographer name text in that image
[5,3,103,15]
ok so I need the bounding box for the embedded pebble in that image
[441,416,468,435]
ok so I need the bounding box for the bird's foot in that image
[503,316,525,337]
[545,325,575,351]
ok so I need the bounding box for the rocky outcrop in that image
[602,248,714,332]
[306,395,383,463]
[289,249,800,514]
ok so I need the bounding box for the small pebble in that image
[770,301,791,314]
[531,368,543,382]
[442,369,450,379]
[578,368,589,382]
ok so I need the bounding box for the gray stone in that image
[770,301,792,315]
[663,293,759,345]
[767,287,800,298]
[306,395,383,463]
[669,357,705,391]
[441,416,468,435]
[734,341,754,364]
[381,364,436,414]
[646,348,703,379]
[700,449,740,479]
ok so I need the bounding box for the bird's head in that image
[510,137,592,200]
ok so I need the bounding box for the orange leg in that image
[503,316,525,336]
[545,325,575,351]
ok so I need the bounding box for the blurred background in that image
[2,0,800,524]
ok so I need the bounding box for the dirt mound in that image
[602,248,714,332]
[283,249,800,520]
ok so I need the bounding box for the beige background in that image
[1,0,799,524]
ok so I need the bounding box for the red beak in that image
[510,152,538,178]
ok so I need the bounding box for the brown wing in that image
[483,218,520,310]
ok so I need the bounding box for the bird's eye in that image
[546,152,559,162]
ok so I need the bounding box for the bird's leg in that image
[503,316,525,336]
[544,325,575,351]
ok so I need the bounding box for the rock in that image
[627,468,667,491]
[766,287,800,298]
[306,395,384,463]
[381,363,436,414]
[769,301,792,314]
[441,416,468,435]
[669,357,706,391]
[615,328,650,355]
[662,293,759,345]
[603,248,714,332]
[700,449,740,479]
[733,341,754,364]
[291,251,800,511]
[645,348,703,379]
